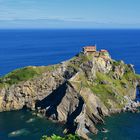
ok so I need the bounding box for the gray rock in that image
[0,52,139,139]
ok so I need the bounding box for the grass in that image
[85,70,137,109]
[0,65,59,87]
[90,83,125,108]
[112,60,123,66]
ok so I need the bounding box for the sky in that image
[0,0,140,29]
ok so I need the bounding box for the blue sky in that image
[0,0,140,28]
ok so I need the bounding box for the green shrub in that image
[41,134,81,140]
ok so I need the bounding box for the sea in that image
[0,29,140,140]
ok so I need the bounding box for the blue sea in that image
[0,29,140,140]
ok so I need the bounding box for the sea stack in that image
[0,46,140,139]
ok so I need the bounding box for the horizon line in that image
[0,28,140,30]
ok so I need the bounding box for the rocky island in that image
[0,46,140,139]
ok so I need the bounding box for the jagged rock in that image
[81,60,96,81]
[128,64,135,73]
[0,51,140,139]
[100,80,109,85]
[95,58,112,74]
[101,128,109,133]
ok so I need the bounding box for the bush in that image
[41,134,81,140]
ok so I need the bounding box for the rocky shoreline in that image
[0,48,140,139]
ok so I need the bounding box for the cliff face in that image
[0,52,140,139]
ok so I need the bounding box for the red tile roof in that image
[83,46,96,52]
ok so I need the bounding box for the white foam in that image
[8,128,30,137]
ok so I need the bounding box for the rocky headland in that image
[0,47,140,139]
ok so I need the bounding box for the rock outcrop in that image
[0,51,140,139]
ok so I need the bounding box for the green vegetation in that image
[41,134,81,140]
[68,54,140,109]
[90,72,126,108]
[100,51,110,57]
[112,60,122,66]
[91,84,125,108]
[79,68,138,109]
[0,65,59,87]
[68,53,95,74]
[78,53,93,62]
[136,74,140,80]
